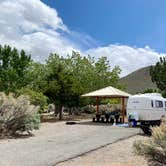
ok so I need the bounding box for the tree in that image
[94,56,121,89]
[64,52,121,92]
[34,51,122,119]
[63,52,122,107]
[25,62,47,92]
[0,45,31,93]
[44,54,74,120]
[150,57,166,97]
[142,88,159,94]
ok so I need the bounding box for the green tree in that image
[94,56,121,89]
[25,62,47,92]
[142,88,159,94]
[150,57,166,97]
[0,45,31,93]
[63,52,122,107]
[64,52,121,93]
[44,54,74,120]
[35,51,122,118]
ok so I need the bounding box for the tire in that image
[140,120,160,135]
[140,125,151,135]
[140,121,151,135]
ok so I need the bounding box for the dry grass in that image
[134,118,166,166]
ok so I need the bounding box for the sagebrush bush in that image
[0,93,40,138]
[16,88,48,113]
[81,105,96,114]
[133,118,166,166]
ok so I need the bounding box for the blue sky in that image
[42,0,166,52]
[0,0,165,76]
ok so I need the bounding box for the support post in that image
[122,97,125,123]
[96,96,99,114]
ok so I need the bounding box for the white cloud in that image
[86,45,165,77]
[0,0,75,61]
[0,0,165,76]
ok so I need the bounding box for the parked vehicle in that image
[127,93,166,134]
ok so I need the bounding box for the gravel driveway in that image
[0,120,139,166]
[58,135,147,166]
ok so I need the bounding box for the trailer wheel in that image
[140,121,152,135]
[140,125,151,135]
[140,120,162,135]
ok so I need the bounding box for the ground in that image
[0,120,143,166]
[57,135,147,166]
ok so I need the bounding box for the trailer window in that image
[155,100,163,108]
[151,100,154,107]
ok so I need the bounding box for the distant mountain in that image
[120,66,157,94]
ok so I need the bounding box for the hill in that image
[120,66,157,94]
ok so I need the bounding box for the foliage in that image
[0,93,40,138]
[25,62,47,92]
[101,98,121,104]
[134,118,166,166]
[81,105,96,114]
[0,45,31,93]
[63,51,121,106]
[64,52,121,93]
[47,104,55,112]
[41,51,122,119]
[16,88,48,113]
[150,57,166,97]
[141,88,159,94]
[43,54,74,119]
[0,44,122,119]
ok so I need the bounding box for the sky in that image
[0,0,166,76]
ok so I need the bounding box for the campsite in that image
[0,1,166,166]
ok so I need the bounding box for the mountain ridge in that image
[120,66,157,94]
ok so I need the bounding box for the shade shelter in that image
[82,86,131,123]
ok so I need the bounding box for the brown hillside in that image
[120,66,157,94]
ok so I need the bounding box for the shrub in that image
[81,105,96,114]
[133,118,166,166]
[47,104,55,113]
[0,93,40,138]
[16,88,48,113]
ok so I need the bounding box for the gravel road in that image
[0,120,139,166]
[58,135,148,166]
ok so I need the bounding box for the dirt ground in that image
[0,120,139,166]
[40,113,93,122]
[57,135,148,166]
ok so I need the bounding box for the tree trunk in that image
[68,107,72,115]
[54,105,59,116]
[58,105,63,120]
[54,103,63,120]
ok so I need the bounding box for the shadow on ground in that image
[77,120,115,126]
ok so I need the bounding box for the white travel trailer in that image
[127,93,166,134]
